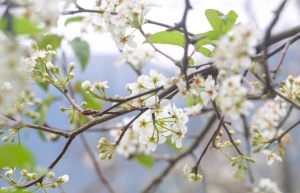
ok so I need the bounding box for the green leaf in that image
[0,17,43,35]
[188,58,194,65]
[37,34,63,50]
[37,82,49,91]
[75,81,102,110]
[194,33,214,47]
[196,47,213,58]
[70,38,90,71]
[144,30,185,47]
[205,30,225,40]
[65,16,84,26]
[34,94,56,141]
[0,144,35,169]
[136,154,154,168]
[205,9,238,32]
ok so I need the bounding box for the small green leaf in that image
[136,154,154,168]
[0,17,43,35]
[37,82,49,91]
[144,30,185,47]
[205,9,238,32]
[194,33,214,47]
[0,144,35,169]
[65,16,84,26]
[37,34,63,50]
[196,47,213,58]
[75,81,102,110]
[188,58,194,65]
[205,30,225,40]
[70,38,90,71]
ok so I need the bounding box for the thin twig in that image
[261,0,287,92]
[270,32,300,79]
[80,134,116,193]
[267,119,300,144]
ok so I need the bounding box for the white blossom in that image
[217,75,253,120]
[262,150,282,165]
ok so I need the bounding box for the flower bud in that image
[48,172,55,179]
[46,62,54,71]
[46,44,52,50]
[57,174,69,184]
[60,106,67,112]
[69,62,76,70]
[82,80,92,91]
[2,136,9,142]
[50,183,57,188]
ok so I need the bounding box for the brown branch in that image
[267,119,300,144]
[261,0,287,92]
[272,89,300,109]
[146,19,195,37]
[270,32,300,79]
[256,24,300,53]
[195,116,224,167]
[1,114,69,138]
[115,110,146,145]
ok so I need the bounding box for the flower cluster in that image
[173,71,218,114]
[252,96,287,131]
[217,75,253,120]
[120,69,167,109]
[214,23,261,73]
[0,32,28,110]
[110,117,150,158]
[17,0,62,28]
[94,0,158,49]
[261,149,283,165]
[115,45,156,72]
[0,168,69,191]
[253,178,282,193]
[279,75,300,104]
[133,101,188,151]
[22,44,76,90]
[82,80,110,99]
[251,95,291,165]
[97,138,116,160]
[182,165,203,182]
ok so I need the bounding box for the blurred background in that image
[1,0,300,192]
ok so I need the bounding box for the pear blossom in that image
[22,57,36,72]
[182,164,203,182]
[199,75,218,105]
[92,80,109,90]
[262,150,282,165]
[217,75,253,120]
[139,132,166,151]
[171,125,187,148]
[252,96,287,131]
[1,82,12,91]
[214,23,261,73]
[81,80,94,91]
[184,104,203,116]
[253,178,282,193]
[110,118,150,158]
[116,46,155,70]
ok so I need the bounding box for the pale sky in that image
[60,0,300,62]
